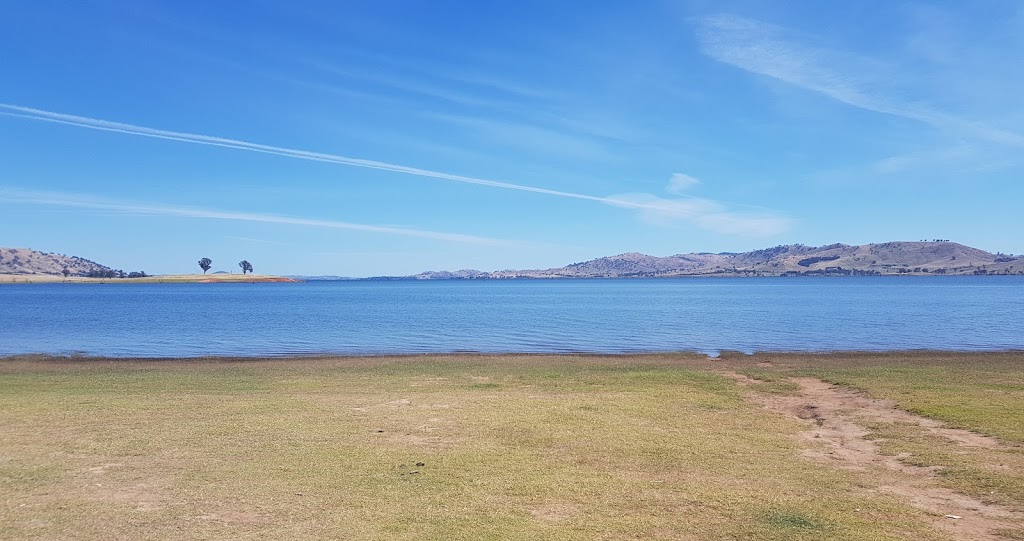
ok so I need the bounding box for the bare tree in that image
[239,260,253,275]
[198,257,212,274]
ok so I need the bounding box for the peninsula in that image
[0,248,298,283]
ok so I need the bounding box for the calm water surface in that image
[1,277,1022,357]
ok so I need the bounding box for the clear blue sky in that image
[2,1,1022,276]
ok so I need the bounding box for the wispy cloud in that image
[608,173,791,237]
[422,111,611,160]
[693,14,1024,148]
[666,173,700,194]
[299,59,520,110]
[871,145,975,175]
[610,192,791,236]
[0,188,502,245]
[222,235,299,247]
[811,143,1017,187]
[0,103,791,236]
[443,71,557,102]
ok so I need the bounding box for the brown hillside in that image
[0,248,112,276]
[420,241,1022,278]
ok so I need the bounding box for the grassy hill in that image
[0,247,112,276]
[0,247,297,283]
[414,241,1023,278]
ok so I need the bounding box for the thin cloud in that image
[300,59,519,110]
[667,173,700,194]
[693,14,1024,148]
[872,145,976,175]
[605,192,791,236]
[0,189,503,245]
[423,111,610,160]
[0,103,791,236]
[604,172,789,236]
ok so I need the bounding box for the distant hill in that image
[6,242,1020,281]
[410,242,1022,279]
[0,247,113,276]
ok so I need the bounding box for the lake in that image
[1,277,1022,357]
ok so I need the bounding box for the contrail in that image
[0,189,503,245]
[0,103,793,236]
[0,103,638,209]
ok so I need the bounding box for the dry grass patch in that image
[0,354,957,540]
[722,351,1024,539]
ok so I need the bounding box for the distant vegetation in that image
[82,269,148,279]
[797,255,841,267]
[198,256,258,276]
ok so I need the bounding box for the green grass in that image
[0,354,951,540]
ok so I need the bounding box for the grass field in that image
[729,352,1024,514]
[1,353,1022,540]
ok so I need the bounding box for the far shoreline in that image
[0,273,301,284]
[4,273,1023,284]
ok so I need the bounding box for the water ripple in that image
[1,277,1023,357]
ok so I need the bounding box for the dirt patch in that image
[529,503,579,522]
[733,373,1024,541]
[97,484,167,511]
[392,433,452,448]
[196,511,269,524]
[76,462,170,512]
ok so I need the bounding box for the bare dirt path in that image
[730,373,1024,541]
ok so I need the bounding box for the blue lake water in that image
[1,277,1022,357]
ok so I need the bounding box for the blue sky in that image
[2,1,1022,276]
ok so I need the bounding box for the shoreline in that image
[4,349,1023,364]
[5,274,1024,284]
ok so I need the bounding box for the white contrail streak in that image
[0,103,626,207]
[0,189,502,245]
[0,103,793,235]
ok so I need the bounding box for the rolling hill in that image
[0,247,113,276]
[411,241,1022,279]
[6,242,1021,281]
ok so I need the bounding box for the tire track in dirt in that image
[730,373,1024,541]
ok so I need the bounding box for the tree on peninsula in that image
[239,260,253,275]
[198,257,212,274]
